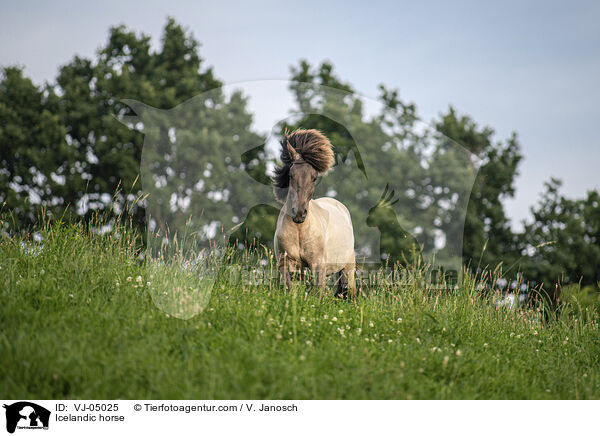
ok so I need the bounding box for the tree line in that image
[1,18,598,295]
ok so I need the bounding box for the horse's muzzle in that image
[291,207,307,223]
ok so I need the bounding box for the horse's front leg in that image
[278,253,292,291]
[284,268,292,290]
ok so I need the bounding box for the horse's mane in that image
[272,129,334,202]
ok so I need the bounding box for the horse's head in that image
[287,143,318,223]
[367,184,399,227]
[273,129,334,223]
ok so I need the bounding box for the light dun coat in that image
[273,129,356,297]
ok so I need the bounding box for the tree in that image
[1,18,266,245]
[53,18,223,231]
[0,67,73,230]
[522,178,600,288]
[436,109,523,272]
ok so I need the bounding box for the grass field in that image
[1,218,599,399]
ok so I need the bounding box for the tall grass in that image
[1,213,599,399]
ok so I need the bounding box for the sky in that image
[1,0,599,229]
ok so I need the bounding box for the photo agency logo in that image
[117,80,478,318]
[3,402,50,433]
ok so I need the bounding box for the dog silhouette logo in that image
[3,402,50,433]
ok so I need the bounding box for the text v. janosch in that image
[257,404,297,412]
[142,403,298,412]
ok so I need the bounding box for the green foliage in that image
[0,67,72,227]
[436,109,523,270]
[522,179,600,288]
[54,18,224,229]
[1,18,227,232]
[124,84,266,258]
[559,284,600,320]
[365,196,422,266]
[1,220,599,399]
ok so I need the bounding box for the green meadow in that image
[1,218,599,399]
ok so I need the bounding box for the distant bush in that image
[559,283,600,320]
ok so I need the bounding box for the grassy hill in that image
[1,219,599,399]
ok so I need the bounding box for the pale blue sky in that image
[1,0,599,229]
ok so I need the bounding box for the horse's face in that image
[288,162,318,223]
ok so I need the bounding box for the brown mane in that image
[272,129,334,202]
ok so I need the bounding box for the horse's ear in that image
[286,141,300,161]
